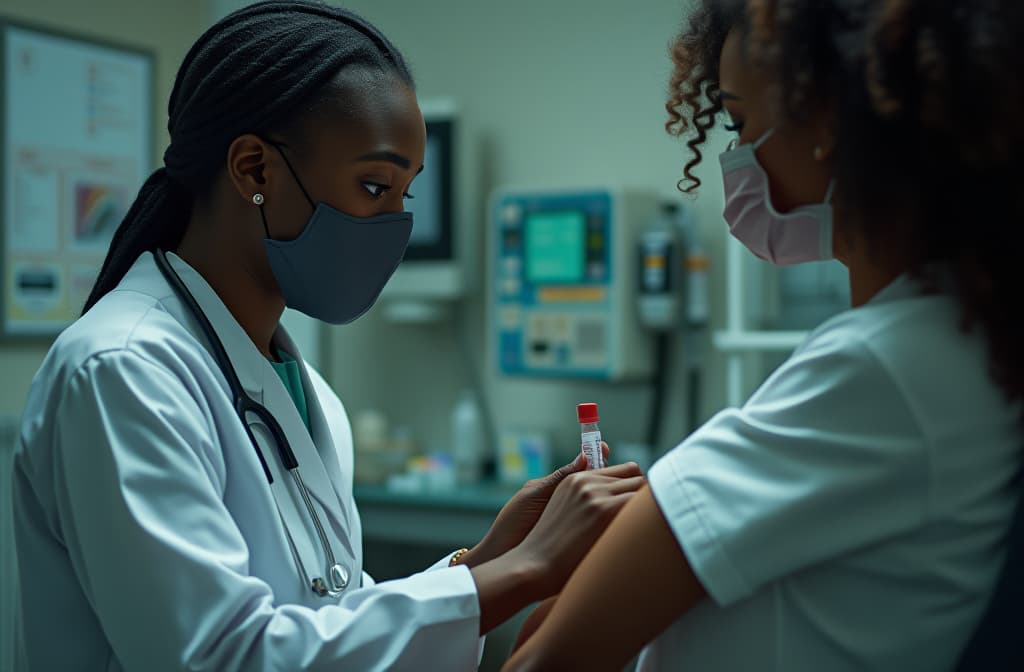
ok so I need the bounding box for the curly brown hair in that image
[665,0,746,193]
[666,0,1024,413]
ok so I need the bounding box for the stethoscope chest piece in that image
[312,563,350,597]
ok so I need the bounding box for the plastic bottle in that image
[451,390,484,483]
[577,402,604,469]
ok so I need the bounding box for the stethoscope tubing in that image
[153,249,346,597]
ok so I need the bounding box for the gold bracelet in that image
[449,547,470,567]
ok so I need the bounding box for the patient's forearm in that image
[512,595,558,654]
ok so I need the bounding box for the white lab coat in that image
[12,251,482,671]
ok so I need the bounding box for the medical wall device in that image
[489,187,658,380]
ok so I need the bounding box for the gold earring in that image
[252,193,265,205]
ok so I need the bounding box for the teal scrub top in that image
[270,350,310,431]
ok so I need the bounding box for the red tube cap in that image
[577,403,599,424]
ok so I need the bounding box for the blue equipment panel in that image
[494,191,616,378]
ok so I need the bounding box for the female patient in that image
[506,0,1024,670]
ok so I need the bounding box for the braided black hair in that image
[83,0,413,313]
[666,0,1024,415]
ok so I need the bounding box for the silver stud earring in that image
[252,193,265,205]
[813,146,825,161]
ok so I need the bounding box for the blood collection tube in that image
[577,403,604,469]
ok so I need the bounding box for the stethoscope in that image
[154,249,349,598]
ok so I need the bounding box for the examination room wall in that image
[0,0,204,418]
[318,0,735,463]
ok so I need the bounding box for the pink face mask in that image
[719,128,835,266]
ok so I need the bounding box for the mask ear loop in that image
[726,128,775,153]
[748,127,835,206]
[823,179,836,205]
[253,139,316,241]
[752,127,776,150]
[265,140,317,210]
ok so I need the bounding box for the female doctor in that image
[506,0,1024,670]
[11,2,644,670]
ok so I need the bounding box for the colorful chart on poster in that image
[2,23,153,335]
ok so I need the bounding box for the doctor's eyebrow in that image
[356,150,424,174]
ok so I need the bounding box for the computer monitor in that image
[403,117,451,261]
[384,100,461,300]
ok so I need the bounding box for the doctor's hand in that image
[462,444,622,568]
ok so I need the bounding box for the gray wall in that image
[6,2,742,669]
[0,0,204,416]
[300,0,734,464]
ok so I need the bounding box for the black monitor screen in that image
[403,119,452,261]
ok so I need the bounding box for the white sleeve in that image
[425,552,462,572]
[419,552,488,665]
[647,333,927,606]
[52,351,481,672]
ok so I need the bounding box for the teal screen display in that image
[525,211,585,283]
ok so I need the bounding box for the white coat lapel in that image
[161,252,352,597]
[163,253,347,526]
[273,329,356,560]
[258,343,351,540]
[162,252,273,402]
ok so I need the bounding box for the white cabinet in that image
[713,236,849,406]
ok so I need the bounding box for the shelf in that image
[354,482,519,546]
[354,482,518,513]
[712,330,808,353]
